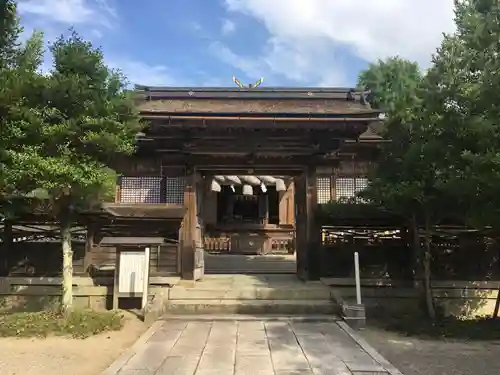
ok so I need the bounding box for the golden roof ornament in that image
[232,76,264,88]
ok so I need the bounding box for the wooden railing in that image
[319,224,500,280]
[270,237,295,254]
[204,231,295,255]
[204,236,231,252]
[321,225,401,246]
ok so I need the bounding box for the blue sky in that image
[18,0,456,88]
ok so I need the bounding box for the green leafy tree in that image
[421,0,500,318]
[1,0,23,204]
[0,1,47,275]
[358,57,422,112]
[0,0,20,273]
[1,0,46,201]
[9,31,142,310]
[0,0,21,69]
[358,57,447,319]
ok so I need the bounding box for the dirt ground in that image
[361,326,500,375]
[0,311,147,375]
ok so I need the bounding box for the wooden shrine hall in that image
[105,85,383,281]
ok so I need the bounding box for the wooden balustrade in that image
[204,236,231,253]
[204,230,295,255]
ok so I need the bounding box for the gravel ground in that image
[0,312,147,375]
[361,326,500,375]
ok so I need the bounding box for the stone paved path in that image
[106,318,400,375]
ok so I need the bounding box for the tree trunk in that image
[0,219,13,276]
[493,243,500,318]
[493,287,500,318]
[423,214,436,320]
[410,216,421,288]
[61,220,73,311]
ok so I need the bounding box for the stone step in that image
[204,253,296,274]
[158,314,340,321]
[205,269,295,274]
[168,286,332,300]
[161,299,338,315]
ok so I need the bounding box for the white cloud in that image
[221,19,236,35]
[221,0,456,85]
[90,29,104,39]
[18,0,117,28]
[209,41,263,78]
[108,59,183,87]
[18,0,119,78]
[39,56,181,87]
[210,38,349,86]
[17,1,181,87]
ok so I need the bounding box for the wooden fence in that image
[320,225,500,280]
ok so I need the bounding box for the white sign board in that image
[118,250,148,296]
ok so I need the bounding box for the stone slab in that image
[102,318,400,375]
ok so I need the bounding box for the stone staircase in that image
[156,274,339,317]
[204,252,297,274]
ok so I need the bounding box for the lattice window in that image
[317,177,332,204]
[165,177,185,205]
[335,177,368,201]
[355,177,369,191]
[120,177,163,203]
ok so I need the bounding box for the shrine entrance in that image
[179,166,320,281]
[133,85,381,281]
[201,172,297,275]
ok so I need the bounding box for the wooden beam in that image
[146,118,371,132]
[160,154,341,168]
[146,127,354,138]
[141,114,379,122]
[144,137,341,151]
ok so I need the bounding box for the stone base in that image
[342,303,366,330]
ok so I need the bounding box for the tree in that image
[0,0,21,69]
[1,0,46,202]
[1,0,24,203]
[358,57,447,320]
[0,0,20,272]
[421,0,500,318]
[0,1,47,275]
[358,57,423,112]
[8,31,142,310]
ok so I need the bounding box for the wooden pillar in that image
[294,168,320,281]
[307,168,321,280]
[295,172,308,280]
[112,247,121,310]
[181,168,203,280]
[263,194,269,225]
[278,190,286,225]
[287,182,295,225]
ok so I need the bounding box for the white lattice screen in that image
[317,177,332,204]
[335,177,368,201]
[165,177,185,205]
[120,177,163,203]
[355,177,369,191]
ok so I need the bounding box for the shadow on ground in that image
[367,307,500,341]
